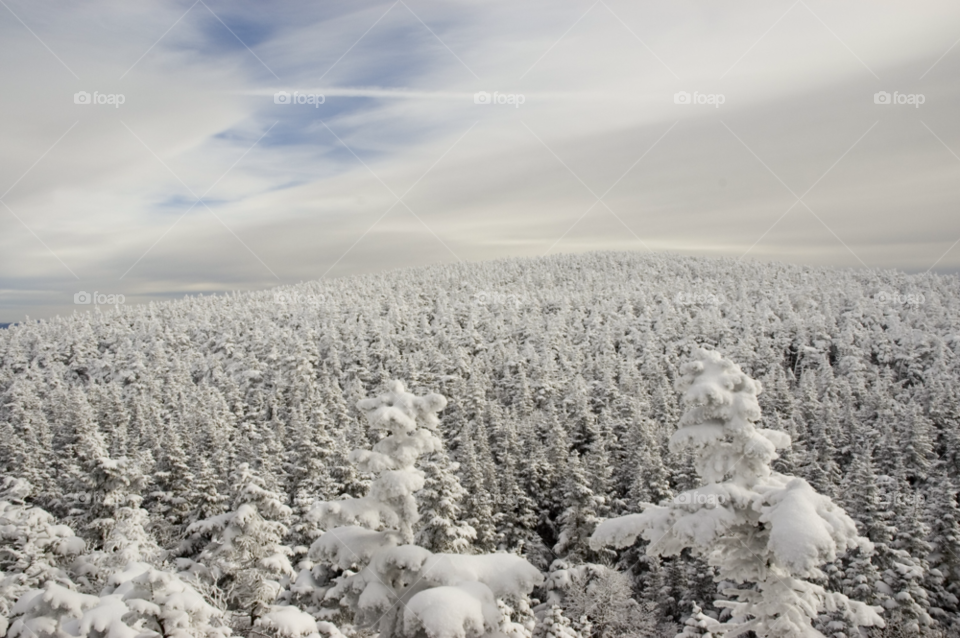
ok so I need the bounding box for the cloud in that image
[2,0,960,321]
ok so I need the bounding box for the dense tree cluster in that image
[0,251,958,636]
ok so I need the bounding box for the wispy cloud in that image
[2,0,960,321]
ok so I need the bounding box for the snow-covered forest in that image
[1,251,959,637]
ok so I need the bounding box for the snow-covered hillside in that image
[1,251,959,637]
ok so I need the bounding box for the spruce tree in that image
[553,452,605,563]
[592,348,884,638]
[306,380,542,638]
[188,463,294,623]
[414,449,476,554]
[925,473,960,630]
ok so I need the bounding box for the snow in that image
[55,535,87,556]
[372,544,433,575]
[347,450,396,473]
[404,582,494,638]
[257,605,320,638]
[370,470,427,501]
[303,381,542,638]
[39,582,99,616]
[77,595,138,638]
[309,526,403,569]
[669,421,725,450]
[3,252,958,637]
[591,348,885,637]
[98,561,227,637]
[759,477,862,576]
[356,580,394,611]
[310,496,399,531]
[419,553,544,599]
[590,513,648,550]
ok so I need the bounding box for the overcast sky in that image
[2,1,960,322]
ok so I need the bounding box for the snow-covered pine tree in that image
[623,417,672,511]
[94,471,159,574]
[541,561,648,638]
[675,602,720,638]
[591,348,884,638]
[457,419,501,553]
[533,605,581,638]
[306,380,542,638]
[414,448,476,554]
[0,479,85,634]
[925,472,960,630]
[145,430,195,546]
[0,382,53,500]
[881,484,935,635]
[75,453,161,587]
[553,452,606,564]
[492,412,540,554]
[561,567,648,638]
[187,463,294,624]
[6,562,231,638]
[97,561,232,638]
[285,403,338,551]
[6,582,100,638]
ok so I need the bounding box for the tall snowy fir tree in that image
[188,463,295,624]
[552,452,605,564]
[306,380,542,638]
[414,448,477,554]
[591,348,885,638]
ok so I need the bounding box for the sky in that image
[1,0,960,322]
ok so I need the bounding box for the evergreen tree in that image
[925,474,960,629]
[533,605,581,638]
[592,348,884,638]
[146,430,195,546]
[457,420,500,552]
[285,404,338,550]
[188,463,294,623]
[0,479,85,631]
[675,602,720,638]
[553,452,605,563]
[414,449,476,554]
[307,380,542,638]
[882,484,936,635]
